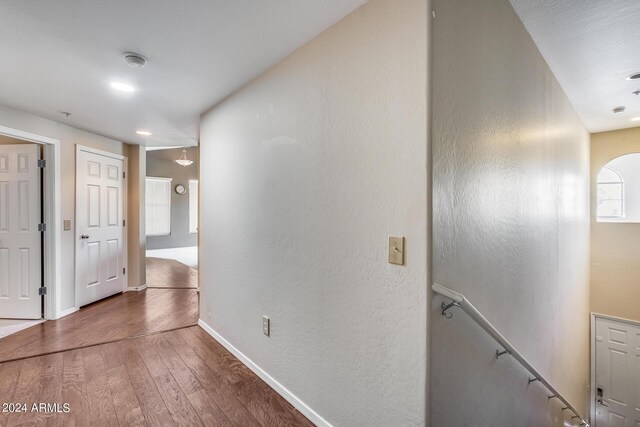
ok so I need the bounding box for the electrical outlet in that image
[262,316,270,337]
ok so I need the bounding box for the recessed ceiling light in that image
[613,106,626,114]
[125,52,147,68]
[627,72,640,80]
[136,130,152,136]
[110,82,135,92]
[631,117,640,122]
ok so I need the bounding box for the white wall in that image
[0,103,130,312]
[431,0,591,425]
[199,0,429,425]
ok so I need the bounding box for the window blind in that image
[146,177,172,236]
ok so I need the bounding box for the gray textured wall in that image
[198,0,429,424]
[146,147,198,250]
[431,0,591,425]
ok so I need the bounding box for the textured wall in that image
[431,0,591,425]
[127,145,146,289]
[199,0,429,425]
[591,127,640,321]
[146,147,198,250]
[0,103,128,312]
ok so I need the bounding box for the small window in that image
[597,167,624,219]
[189,180,198,234]
[146,177,172,236]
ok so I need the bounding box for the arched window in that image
[597,166,624,219]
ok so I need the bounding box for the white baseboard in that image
[57,307,79,319]
[126,284,147,292]
[197,319,331,427]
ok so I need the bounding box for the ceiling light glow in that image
[631,117,640,122]
[136,130,152,136]
[110,82,135,92]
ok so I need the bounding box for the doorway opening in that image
[145,146,199,290]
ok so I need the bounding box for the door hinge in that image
[38,287,47,296]
[123,171,126,179]
[38,223,46,232]
[123,268,126,274]
[38,159,46,168]
[123,219,126,227]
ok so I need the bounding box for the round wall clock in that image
[175,184,186,195]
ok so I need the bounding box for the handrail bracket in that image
[441,300,460,318]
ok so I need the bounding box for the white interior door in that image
[595,317,640,427]
[0,144,42,319]
[76,147,125,307]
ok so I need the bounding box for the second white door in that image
[595,316,640,427]
[76,146,126,307]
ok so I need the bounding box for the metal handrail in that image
[432,283,590,427]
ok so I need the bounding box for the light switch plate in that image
[262,316,270,336]
[63,220,71,231]
[388,237,405,265]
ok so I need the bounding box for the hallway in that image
[0,326,313,426]
[0,289,198,363]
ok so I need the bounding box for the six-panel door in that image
[76,148,125,307]
[0,144,42,319]
[595,317,640,427]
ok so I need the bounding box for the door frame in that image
[74,145,128,308]
[590,312,640,425]
[0,125,61,320]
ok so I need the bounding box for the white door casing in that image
[0,144,42,319]
[76,146,125,307]
[595,316,640,427]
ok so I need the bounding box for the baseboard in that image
[197,319,331,427]
[126,284,147,292]
[57,307,79,319]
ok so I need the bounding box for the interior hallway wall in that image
[0,103,131,313]
[431,0,590,425]
[146,147,198,250]
[128,145,146,290]
[591,127,640,321]
[199,0,429,424]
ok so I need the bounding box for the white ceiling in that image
[0,0,367,146]
[509,0,640,133]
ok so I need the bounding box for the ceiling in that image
[509,0,640,133]
[0,0,367,146]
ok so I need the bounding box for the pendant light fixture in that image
[174,148,194,167]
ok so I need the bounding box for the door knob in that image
[80,234,90,240]
[597,399,608,407]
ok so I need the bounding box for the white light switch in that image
[263,316,270,336]
[388,237,405,265]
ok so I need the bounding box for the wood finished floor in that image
[146,257,198,289]
[0,326,314,427]
[0,289,199,363]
